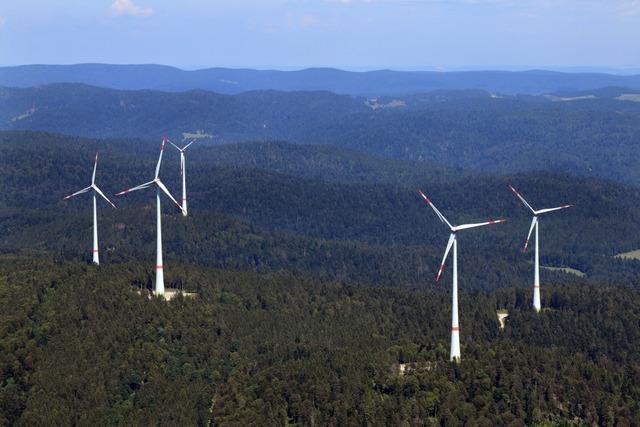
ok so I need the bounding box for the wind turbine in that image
[418,190,506,362]
[115,138,185,295]
[168,139,196,216]
[509,185,573,312]
[63,153,117,265]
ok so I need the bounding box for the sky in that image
[1,0,639,71]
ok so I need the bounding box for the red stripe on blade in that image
[417,190,431,204]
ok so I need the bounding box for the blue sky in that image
[1,0,639,70]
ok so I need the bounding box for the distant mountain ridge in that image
[3,64,640,95]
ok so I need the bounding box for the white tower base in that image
[450,237,461,362]
[155,189,165,295]
[450,328,461,362]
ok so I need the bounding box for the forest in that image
[1,124,640,424]
[4,0,640,421]
[3,131,640,290]
[3,84,640,185]
[1,258,640,425]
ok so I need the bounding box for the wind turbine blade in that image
[535,205,574,215]
[523,216,537,252]
[156,179,185,214]
[436,234,456,282]
[115,180,155,196]
[417,190,453,230]
[63,186,92,200]
[168,140,182,151]
[93,185,117,208]
[155,139,166,179]
[509,185,536,214]
[182,140,196,150]
[453,218,507,231]
[91,153,98,185]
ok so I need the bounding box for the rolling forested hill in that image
[2,131,640,290]
[3,84,640,186]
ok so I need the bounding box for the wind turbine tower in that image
[116,139,185,295]
[509,185,573,312]
[63,153,117,265]
[168,139,196,216]
[418,190,506,362]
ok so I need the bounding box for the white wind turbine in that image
[418,190,506,362]
[168,139,196,216]
[63,153,117,265]
[115,139,185,295]
[509,185,573,312]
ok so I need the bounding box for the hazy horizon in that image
[3,63,640,76]
[2,0,639,70]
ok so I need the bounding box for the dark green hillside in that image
[1,259,639,425]
[2,131,640,289]
[197,140,470,186]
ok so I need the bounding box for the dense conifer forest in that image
[1,99,640,424]
[2,131,640,289]
[4,0,640,419]
[1,259,640,425]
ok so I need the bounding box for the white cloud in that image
[285,12,318,29]
[621,0,640,16]
[110,0,153,17]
